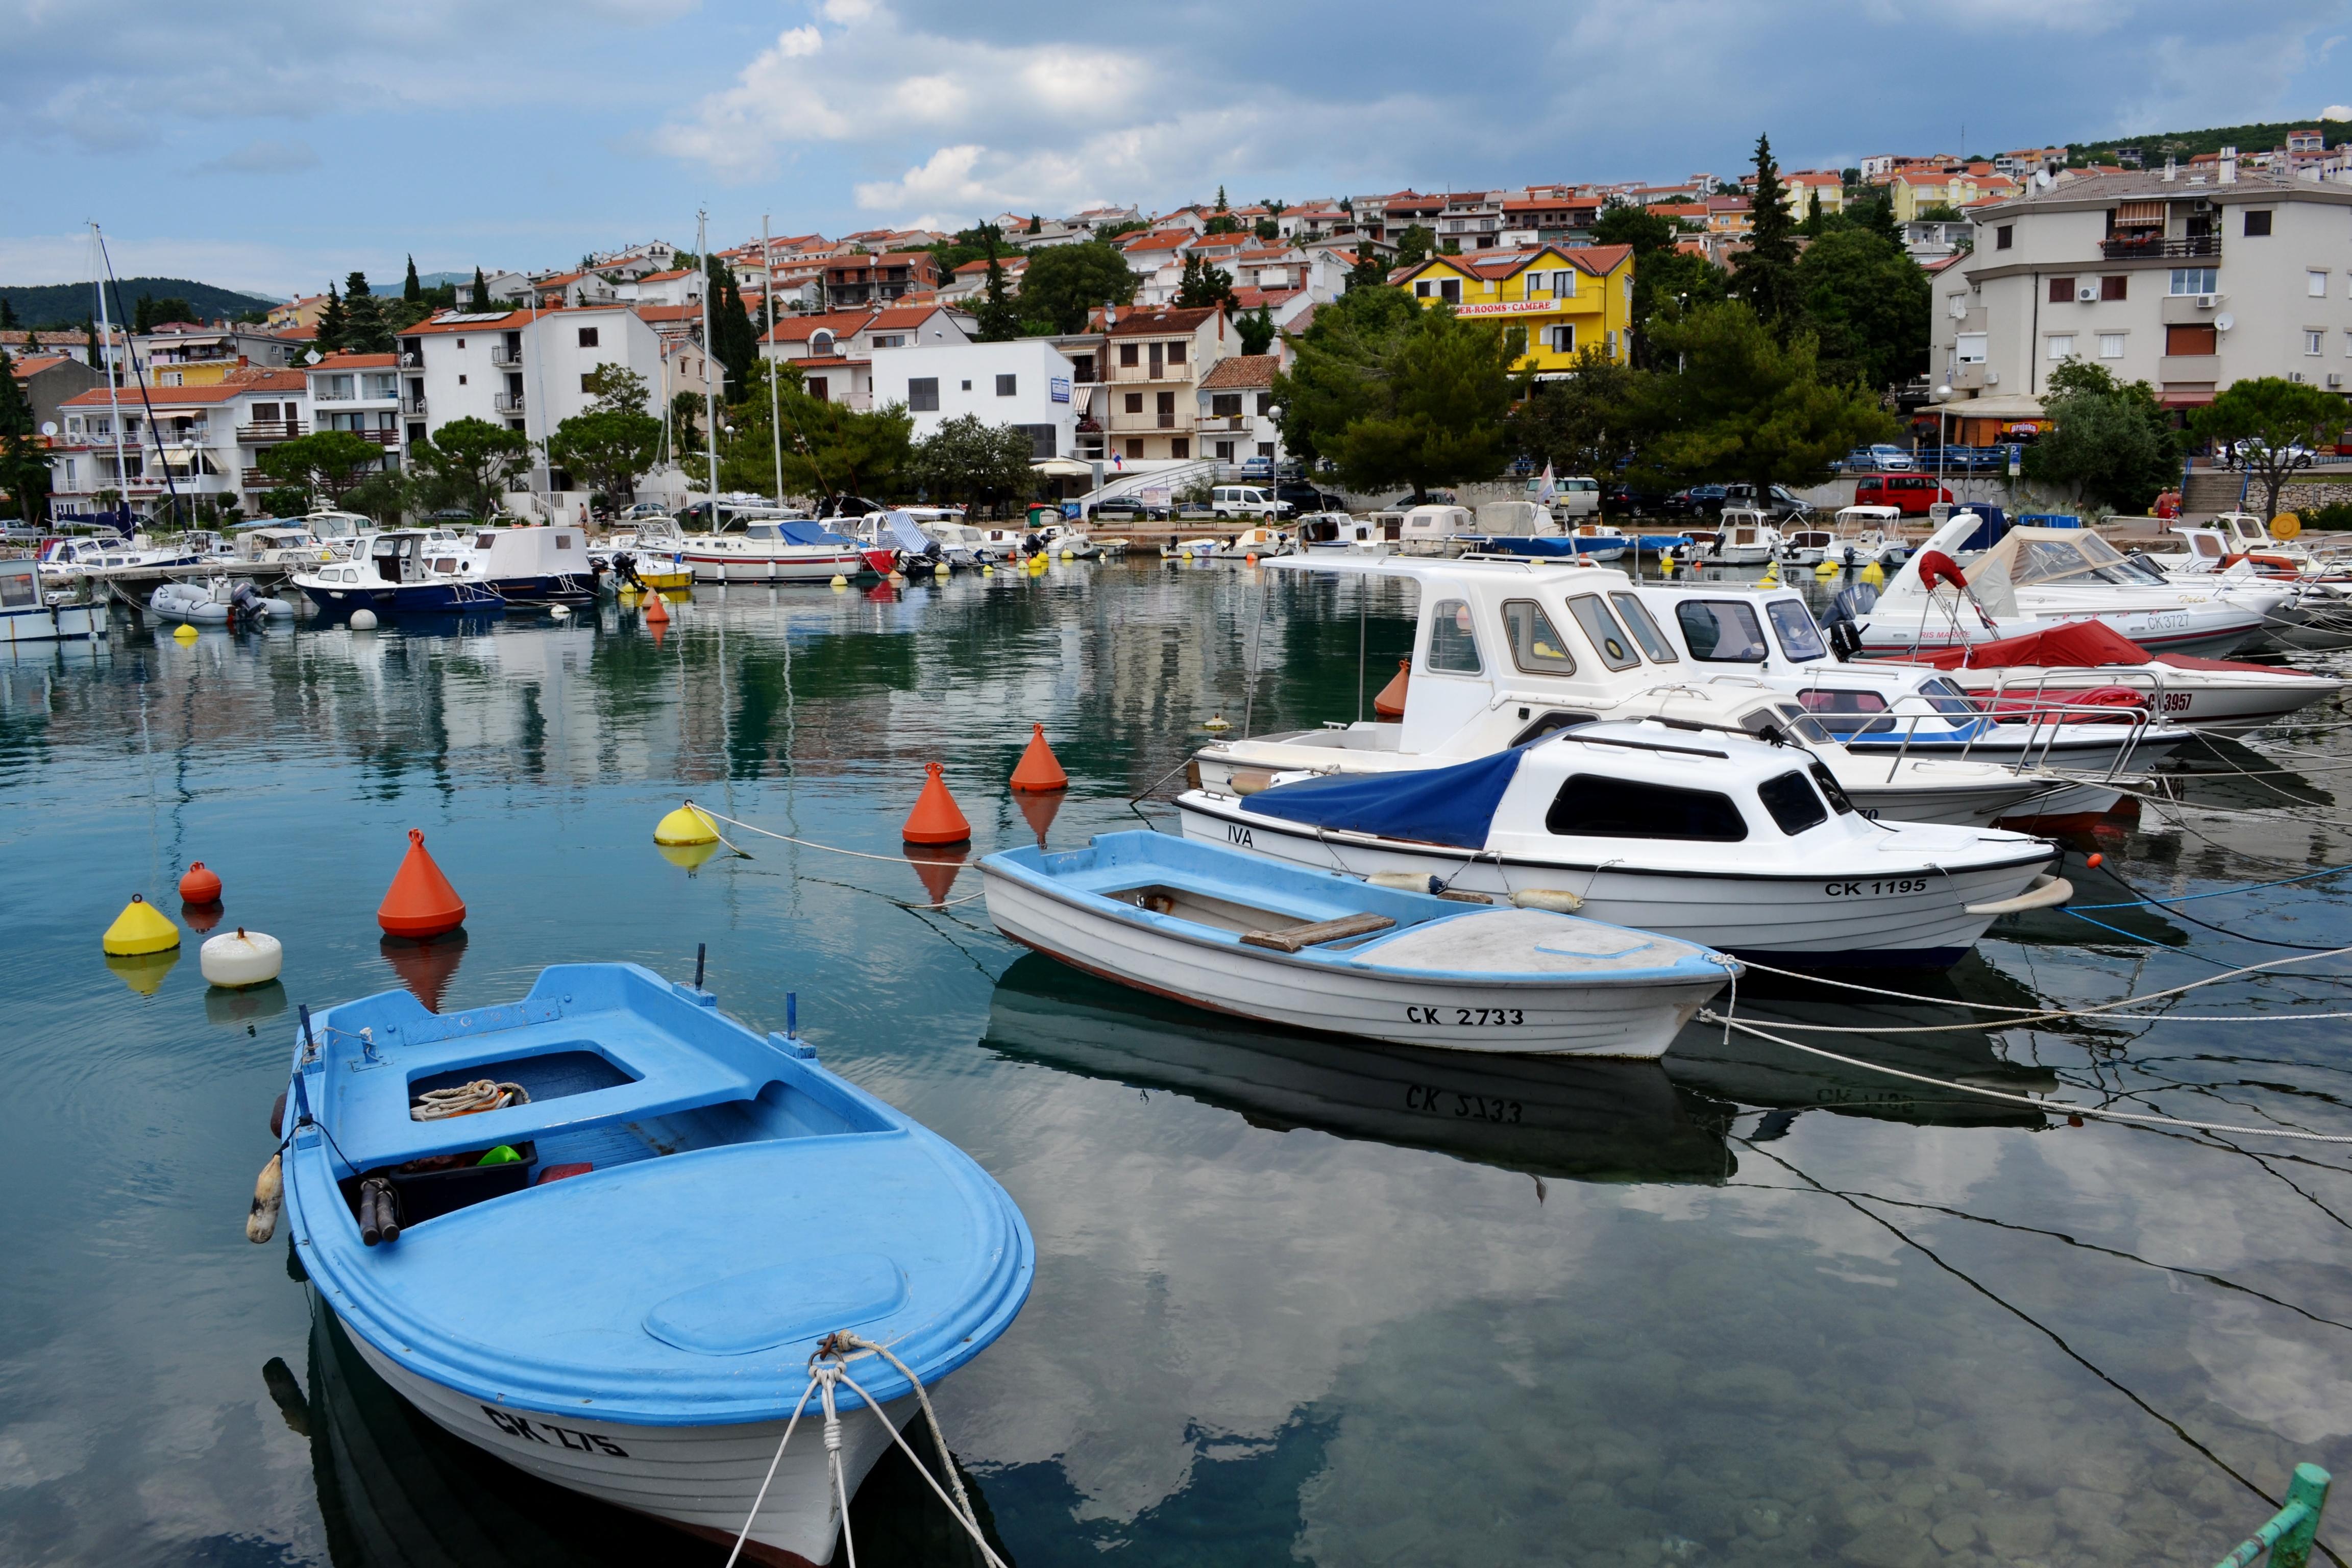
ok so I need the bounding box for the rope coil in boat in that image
[408,1080,529,1120]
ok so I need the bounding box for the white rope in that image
[690,801,948,864]
[1705,1010,2352,1144]
[722,1378,822,1568]
[408,1080,528,1120]
[1728,946,2352,1018]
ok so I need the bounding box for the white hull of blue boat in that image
[348,1327,915,1566]
[983,852,1732,1058]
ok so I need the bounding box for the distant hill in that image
[2070,117,2347,166]
[0,276,281,329]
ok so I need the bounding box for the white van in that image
[1211,485,1290,521]
[1524,473,1602,519]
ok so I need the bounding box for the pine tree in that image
[341,271,391,354]
[971,229,1023,341]
[314,283,348,354]
[132,294,155,335]
[471,265,489,308]
[1729,133,1802,330]
[0,297,15,330]
[404,255,423,303]
[1215,185,1228,212]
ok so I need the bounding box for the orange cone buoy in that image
[179,861,222,904]
[903,844,965,907]
[1010,723,1068,792]
[378,828,467,939]
[643,592,670,625]
[1016,786,1063,848]
[1373,658,1411,720]
[902,762,972,846]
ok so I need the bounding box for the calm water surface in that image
[5,559,2352,1567]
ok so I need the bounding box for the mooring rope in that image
[680,802,992,911]
[1728,945,2352,1018]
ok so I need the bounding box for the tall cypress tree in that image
[314,283,348,354]
[1729,133,1802,330]
[403,255,423,303]
[471,265,489,308]
[85,317,102,368]
[0,347,52,523]
[0,297,15,330]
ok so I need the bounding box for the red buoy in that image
[1010,723,1069,792]
[2086,852,2104,868]
[643,592,670,625]
[1373,658,1410,720]
[179,861,222,904]
[378,829,467,939]
[902,762,972,846]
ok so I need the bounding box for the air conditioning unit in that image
[2076,285,2099,302]
[2291,371,2307,383]
[2332,374,2345,388]
[2196,293,2217,309]
[1986,371,2000,384]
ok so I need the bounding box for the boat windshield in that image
[1609,594,1678,664]
[1676,600,1769,663]
[1919,677,1983,715]
[1766,599,1828,662]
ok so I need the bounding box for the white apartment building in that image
[50,369,311,518]
[1932,168,2352,442]
[305,351,405,473]
[868,338,1080,459]
[757,305,974,410]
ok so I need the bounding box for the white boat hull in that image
[348,1320,915,1567]
[682,547,867,583]
[0,602,101,642]
[1934,665,2337,736]
[1177,798,2054,967]
[982,867,1725,1057]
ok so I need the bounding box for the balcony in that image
[237,420,306,443]
[1107,362,1192,385]
[2100,234,2220,261]
[1195,414,1255,433]
[1107,411,1191,434]
[402,395,428,415]
[493,392,526,413]
[490,346,524,368]
[346,428,401,446]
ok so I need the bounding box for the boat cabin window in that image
[1796,688,1894,736]
[1676,600,1768,662]
[1757,770,1829,835]
[1609,594,1678,664]
[1809,761,1857,815]
[1425,599,1484,674]
[433,557,461,574]
[1512,710,1595,746]
[1770,702,1835,745]
[1566,595,1642,670]
[1766,599,1828,662]
[1545,773,1748,842]
[1919,677,1982,715]
[0,569,34,608]
[1502,599,1577,675]
[477,533,500,550]
[2190,533,2223,558]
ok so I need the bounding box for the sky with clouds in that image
[4,0,2348,299]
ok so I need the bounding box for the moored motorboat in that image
[0,557,102,642]
[275,961,1032,1567]
[149,576,297,625]
[983,829,1738,1057]
[680,518,867,583]
[293,531,503,615]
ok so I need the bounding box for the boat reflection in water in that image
[982,954,1735,1184]
[1663,959,2063,1131]
[290,1298,1010,1568]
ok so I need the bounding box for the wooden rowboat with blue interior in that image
[275,962,1032,1567]
[981,829,1739,1058]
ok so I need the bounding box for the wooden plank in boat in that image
[1240,913,1397,952]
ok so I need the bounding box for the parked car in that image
[1528,474,1602,519]
[1211,485,1293,520]
[1852,474,1952,516]
[1382,489,1459,509]
[1662,484,1729,517]
[1275,480,1346,513]
[1723,482,1814,522]
[1603,480,1671,517]
[1089,497,1163,522]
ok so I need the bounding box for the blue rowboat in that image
[276,962,1032,1565]
[982,829,1738,1058]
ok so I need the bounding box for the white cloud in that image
[196,138,318,176]
[2325,104,2352,120]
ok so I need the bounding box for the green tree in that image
[1174,255,1236,310]
[971,229,1024,342]
[471,265,489,307]
[85,317,102,366]
[1236,306,1277,356]
[132,293,195,333]
[313,284,348,353]
[1727,133,1801,330]
[908,413,1036,515]
[1505,347,1644,478]
[722,362,912,499]
[0,297,15,330]
[2192,376,2350,520]
[1015,241,1137,334]
[1794,227,1929,390]
[341,467,412,525]
[1203,213,1241,236]
[403,256,423,303]
[0,348,52,522]
[701,257,760,397]
[407,417,531,518]
[1390,225,1436,273]
[2022,359,2178,514]
[1635,302,1893,499]
[545,365,663,510]
[1215,185,1228,211]
[1592,203,1724,369]
[1254,219,1279,241]
[1850,191,1902,246]
[1275,290,1522,501]
[1346,248,1392,291]
[258,429,383,504]
[341,272,393,355]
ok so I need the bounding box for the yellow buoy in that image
[1061,549,1074,561]
[1814,558,1839,578]
[934,562,950,577]
[829,574,848,590]
[657,840,720,871]
[106,949,179,996]
[982,564,994,576]
[1860,562,1885,586]
[1203,714,1232,732]
[173,623,198,643]
[654,803,720,847]
[2273,513,2304,541]
[103,894,181,956]
[1027,555,1047,575]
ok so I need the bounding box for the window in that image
[1123,391,1144,414]
[1213,440,1234,459]
[1425,598,1483,674]
[2308,330,2326,356]
[2047,334,2076,360]
[1255,393,1273,415]
[2169,267,2218,296]
[1955,333,1987,364]
[1676,600,1768,662]
[1438,279,1461,303]
[1166,341,1185,364]
[1119,344,1139,366]
[1013,423,1056,459]
[1608,594,1677,663]
[806,376,828,401]
[2166,323,2217,355]
[2311,271,2330,298]
[871,334,904,348]
[1549,324,1576,353]
[577,327,599,348]
[580,373,596,392]
[1155,390,1175,425]
[1545,775,1747,842]
[1948,294,1968,320]
[1566,594,1642,670]
[961,380,972,391]
[2101,276,2127,301]
[1766,599,1827,662]
[2047,277,2075,304]
[996,374,1017,396]
[908,377,939,411]
[810,331,835,355]
[1995,225,2013,250]
[0,571,33,608]
[1211,393,1241,417]
[1170,437,1189,458]
[1125,438,1144,458]
[1757,771,1829,835]
[1415,281,1432,298]
[2099,332,2127,358]
[2244,209,2272,237]
[1501,599,1576,674]
[457,374,468,385]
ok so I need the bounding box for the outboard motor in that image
[1819,582,1880,663]
[230,581,267,624]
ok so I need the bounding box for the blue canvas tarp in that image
[1243,749,1527,849]
[778,521,855,547]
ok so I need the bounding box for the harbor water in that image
[4,558,2351,1566]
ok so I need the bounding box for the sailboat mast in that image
[764,213,782,507]
[90,224,128,529]
[697,208,718,515]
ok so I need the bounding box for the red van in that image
[1852,474,1953,516]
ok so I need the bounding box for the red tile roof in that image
[1106,305,1220,337]
[10,355,69,378]
[1197,354,1280,390]
[309,351,398,369]
[60,369,306,407]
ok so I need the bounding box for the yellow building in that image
[1393,243,1635,374]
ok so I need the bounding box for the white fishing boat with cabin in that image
[0,557,102,642]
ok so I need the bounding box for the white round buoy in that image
[349,608,379,631]
[201,927,283,989]
[550,604,572,620]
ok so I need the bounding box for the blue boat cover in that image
[879,510,933,554]
[1245,749,1527,848]
[778,520,855,546]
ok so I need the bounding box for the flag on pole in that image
[1536,462,1557,506]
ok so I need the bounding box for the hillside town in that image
[7,123,2352,531]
